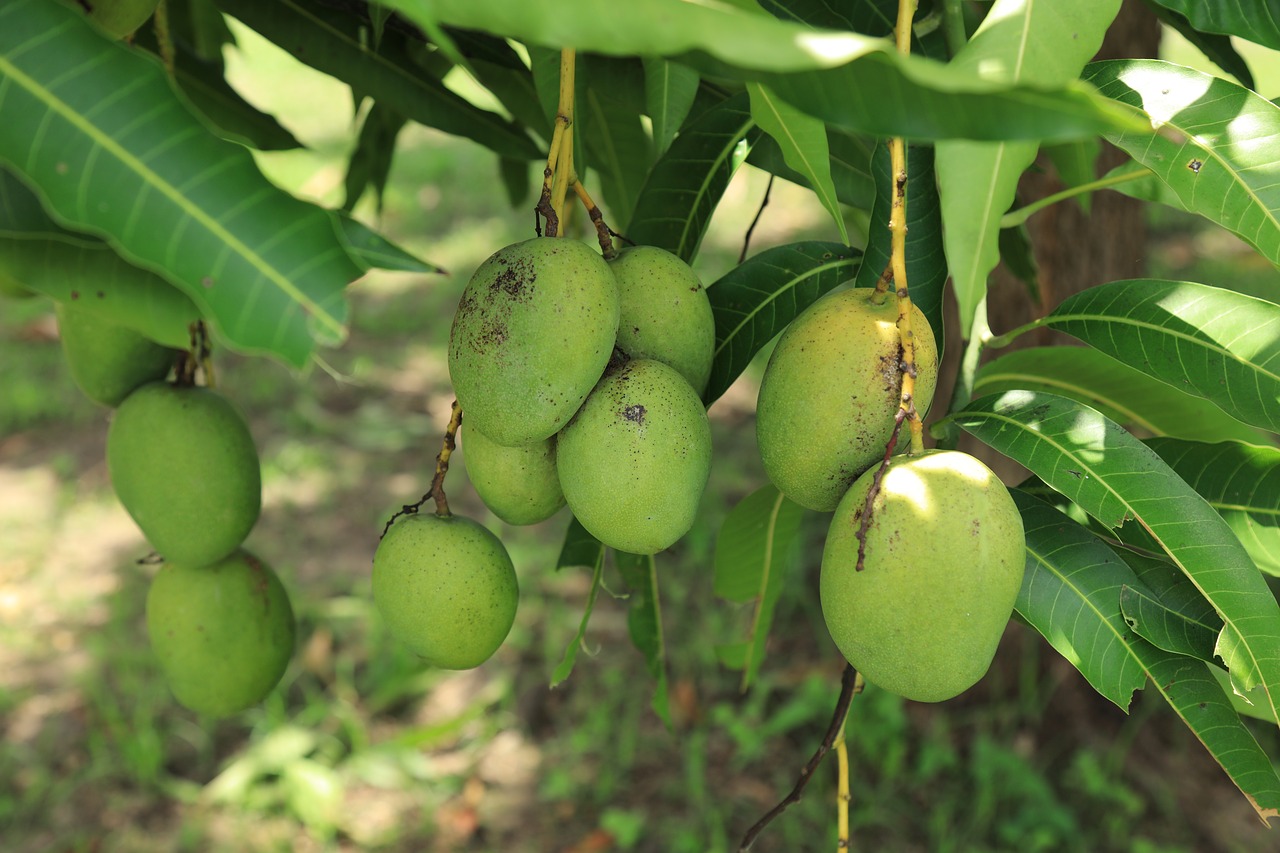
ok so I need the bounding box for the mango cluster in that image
[755,289,1026,702]
[53,304,294,717]
[372,237,715,669]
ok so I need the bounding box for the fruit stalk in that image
[536,49,577,237]
[836,715,851,851]
[430,400,463,518]
[572,180,615,258]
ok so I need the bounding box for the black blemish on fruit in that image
[490,258,536,302]
[70,290,80,300]
[622,404,647,425]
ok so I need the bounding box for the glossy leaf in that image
[628,92,759,262]
[551,551,605,686]
[974,347,1267,444]
[854,142,946,353]
[1084,60,1280,268]
[580,85,651,230]
[1146,437,1280,577]
[747,83,847,244]
[1034,279,1280,435]
[557,516,604,571]
[0,237,197,348]
[0,0,358,365]
[955,391,1280,727]
[935,0,1120,337]
[704,241,861,404]
[614,550,671,726]
[1014,490,1280,817]
[746,127,875,211]
[215,0,540,161]
[334,213,443,275]
[713,484,806,690]
[1147,3,1255,90]
[1145,0,1280,51]
[1119,550,1222,662]
[643,58,699,156]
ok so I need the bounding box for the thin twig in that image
[739,665,863,851]
[379,400,463,538]
[738,174,775,264]
[573,180,616,258]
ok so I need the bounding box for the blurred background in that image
[2,18,1278,853]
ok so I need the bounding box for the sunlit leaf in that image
[1147,3,1255,89]
[1119,549,1222,662]
[746,126,874,211]
[614,550,671,726]
[1145,0,1280,51]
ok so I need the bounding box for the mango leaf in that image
[334,213,443,275]
[614,550,671,726]
[974,347,1268,445]
[1084,60,1280,268]
[0,167,82,240]
[1032,280,1280,435]
[954,391,1280,729]
[1044,139,1101,197]
[1119,550,1222,662]
[704,241,861,404]
[557,515,604,571]
[935,0,1120,337]
[398,0,1146,142]
[643,58,699,157]
[746,127,875,211]
[0,0,357,365]
[713,484,806,691]
[1208,666,1280,726]
[452,29,552,140]
[580,85,651,230]
[854,142,946,353]
[1013,490,1280,818]
[746,83,847,244]
[214,0,540,161]
[551,550,605,686]
[342,103,408,213]
[1146,437,1280,577]
[628,92,759,262]
[1146,3,1255,90]
[1144,0,1280,51]
[0,237,198,348]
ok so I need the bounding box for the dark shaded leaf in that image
[614,550,671,726]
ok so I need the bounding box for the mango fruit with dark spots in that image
[146,549,295,716]
[756,288,938,512]
[820,450,1025,702]
[56,302,177,407]
[556,358,712,554]
[462,425,564,526]
[108,382,260,566]
[608,246,715,395]
[372,513,519,669]
[448,238,619,446]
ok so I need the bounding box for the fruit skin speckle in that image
[819,450,1025,703]
[372,513,519,670]
[448,237,619,447]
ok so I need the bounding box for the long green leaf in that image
[704,241,861,404]
[975,347,1268,445]
[551,551,605,686]
[1147,3,1255,90]
[935,0,1120,337]
[1145,0,1280,51]
[580,85,651,230]
[628,92,759,262]
[1119,551,1222,663]
[1146,437,1280,577]
[1032,279,1280,435]
[1084,60,1280,268]
[746,127,875,211]
[854,142,946,353]
[643,58,699,157]
[334,213,443,275]
[214,0,540,161]
[614,550,671,726]
[713,484,806,691]
[1014,490,1280,818]
[955,391,1280,727]
[0,237,197,348]
[746,83,847,244]
[0,0,357,365]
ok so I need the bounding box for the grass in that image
[1,16,1278,853]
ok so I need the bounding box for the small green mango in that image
[83,0,161,39]
[557,358,711,554]
[56,302,176,407]
[756,288,938,512]
[147,549,295,716]
[372,513,519,669]
[462,425,564,526]
[820,450,1026,703]
[108,382,260,566]
[448,238,620,446]
[608,246,715,395]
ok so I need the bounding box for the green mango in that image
[147,549,295,716]
[557,358,712,554]
[756,287,938,512]
[56,301,177,407]
[820,450,1026,703]
[462,425,564,526]
[83,0,161,39]
[108,382,260,566]
[608,246,715,395]
[0,268,32,299]
[372,513,519,669]
[448,237,620,446]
